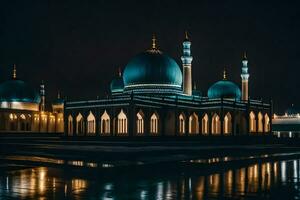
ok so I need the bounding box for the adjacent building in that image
[272,106,300,138]
[64,34,272,137]
[0,65,64,133]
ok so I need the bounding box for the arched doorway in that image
[150,112,159,135]
[136,110,144,135]
[258,112,263,133]
[76,113,84,135]
[178,113,186,135]
[87,111,96,135]
[189,112,199,134]
[68,115,73,135]
[100,110,110,134]
[264,114,270,133]
[211,113,221,135]
[223,112,232,135]
[117,109,127,135]
[201,114,209,135]
[249,111,256,133]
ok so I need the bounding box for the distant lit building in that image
[272,106,300,138]
[0,65,64,133]
[65,34,272,136]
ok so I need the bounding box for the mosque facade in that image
[0,65,64,133]
[64,34,272,137]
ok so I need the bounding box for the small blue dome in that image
[208,80,241,100]
[0,80,41,103]
[110,76,124,94]
[285,105,299,115]
[123,51,182,94]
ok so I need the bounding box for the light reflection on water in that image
[1,159,300,199]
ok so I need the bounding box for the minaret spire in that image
[181,31,193,95]
[40,80,45,112]
[241,52,250,101]
[12,64,17,79]
[118,67,122,77]
[152,34,157,49]
[185,31,189,40]
[223,68,227,80]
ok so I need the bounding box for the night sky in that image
[0,0,299,113]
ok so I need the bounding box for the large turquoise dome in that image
[208,80,241,100]
[0,80,41,103]
[123,51,182,94]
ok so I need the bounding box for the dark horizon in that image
[0,0,299,113]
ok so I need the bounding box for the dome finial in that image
[243,51,247,60]
[152,34,157,49]
[185,31,189,40]
[118,67,122,77]
[57,91,61,99]
[12,64,17,79]
[223,68,227,80]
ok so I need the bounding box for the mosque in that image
[0,65,64,133]
[64,34,272,137]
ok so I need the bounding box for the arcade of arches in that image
[67,110,271,136]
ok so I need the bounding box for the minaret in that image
[241,52,250,101]
[181,31,193,95]
[40,80,45,112]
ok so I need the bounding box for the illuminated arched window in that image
[101,110,110,134]
[258,112,263,133]
[178,113,185,135]
[68,115,73,135]
[223,112,232,135]
[211,113,221,135]
[150,112,159,134]
[117,109,127,135]
[249,112,256,133]
[189,112,199,134]
[76,113,84,135]
[9,113,17,131]
[87,111,96,134]
[264,114,270,133]
[202,114,209,135]
[136,111,144,135]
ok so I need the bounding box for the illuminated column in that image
[181,32,193,95]
[241,52,249,101]
[40,81,45,112]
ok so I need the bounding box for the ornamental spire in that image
[223,68,227,80]
[57,91,61,99]
[185,31,189,40]
[12,64,17,79]
[152,34,157,49]
[243,51,247,60]
[118,67,122,77]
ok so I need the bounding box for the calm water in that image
[1,158,300,199]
